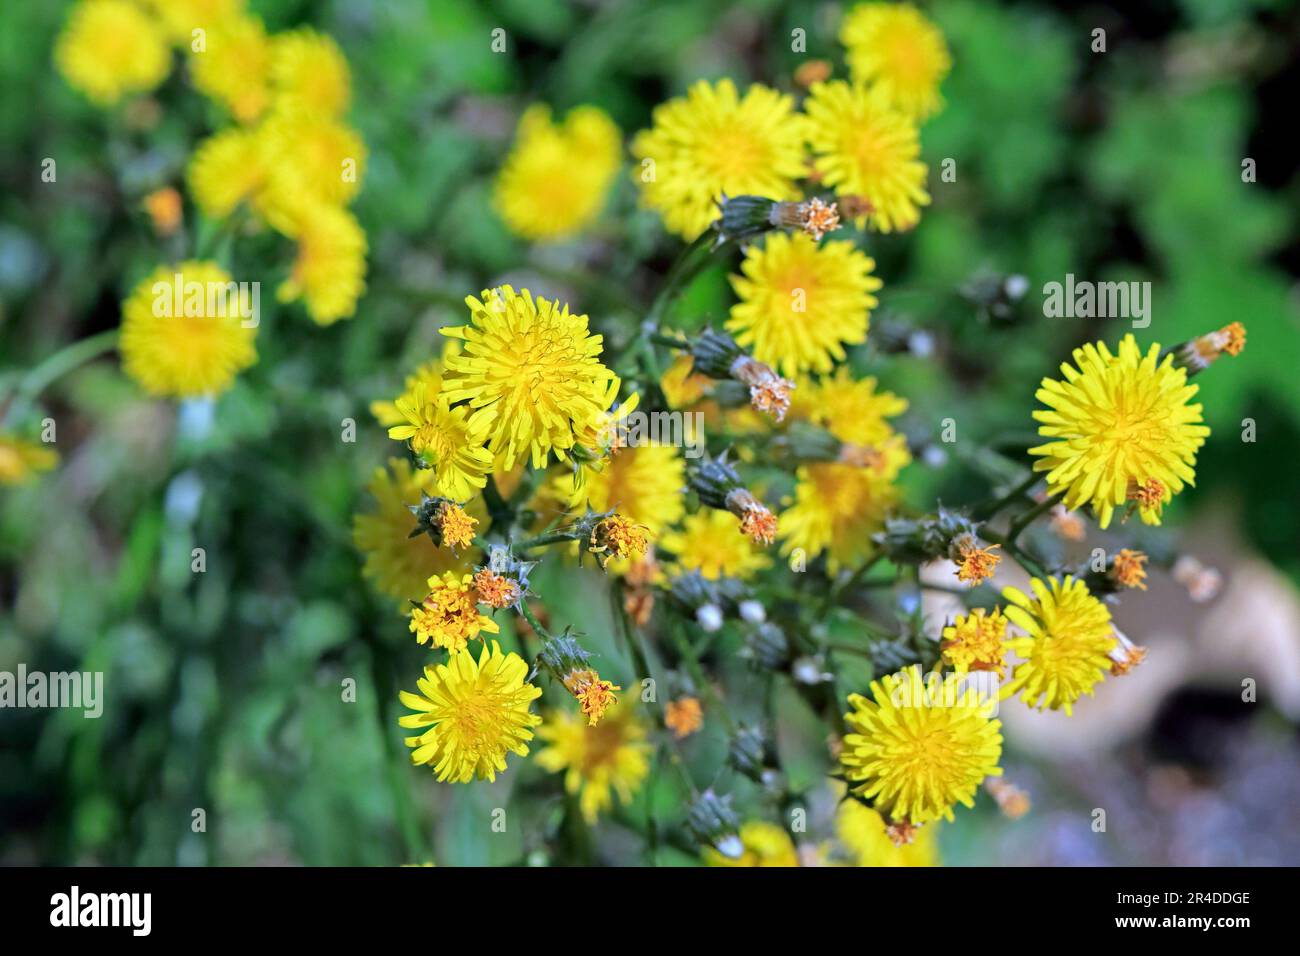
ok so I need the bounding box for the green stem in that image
[974,471,1039,521]
[3,329,119,422]
[515,530,577,552]
[1006,492,1063,541]
[644,232,719,329]
[517,599,551,640]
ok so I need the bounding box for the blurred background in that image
[1,0,1298,865]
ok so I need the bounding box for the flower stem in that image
[974,471,1039,521]
[1006,491,1063,541]
[3,329,119,424]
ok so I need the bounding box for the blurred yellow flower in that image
[840,2,951,121]
[188,14,273,123]
[661,508,773,581]
[188,127,267,219]
[560,443,686,537]
[631,79,806,240]
[275,202,368,325]
[536,699,651,822]
[702,821,798,867]
[143,0,245,42]
[55,0,170,106]
[792,367,908,447]
[0,435,59,486]
[836,799,939,866]
[494,104,621,241]
[258,112,366,218]
[270,28,351,117]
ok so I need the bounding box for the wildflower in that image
[270,28,351,117]
[727,233,881,377]
[794,59,834,88]
[1000,577,1117,715]
[143,187,182,236]
[802,80,930,232]
[187,127,268,219]
[1030,335,1210,530]
[1108,628,1147,677]
[441,286,619,470]
[387,383,493,501]
[259,112,367,211]
[119,260,257,398]
[589,514,651,567]
[702,821,798,867]
[142,0,244,43]
[1110,548,1149,590]
[188,14,273,123]
[841,665,1003,825]
[792,367,909,447]
[562,669,622,726]
[369,347,457,429]
[767,197,842,241]
[535,699,651,822]
[984,777,1031,819]
[660,509,773,581]
[665,697,704,739]
[1048,503,1086,541]
[630,79,806,240]
[472,569,521,610]
[839,3,952,121]
[409,571,500,653]
[559,443,686,537]
[0,435,59,486]
[949,534,1001,586]
[780,455,906,574]
[275,202,368,325]
[55,0,169,106]
[1172,322,1247,375]
[837,799,939,867]
[433,501,477,550]
[688,328,796,421]
[941,607,1009,676]
[399,641,542,783]
[494,104,622,241]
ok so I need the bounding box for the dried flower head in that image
[949,534,1001,587]
[1110,548,1149,590]
[665,697,704,739]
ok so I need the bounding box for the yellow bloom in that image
[275,202,368,325]
[55,0,170,106]
[434,502,477,551]
[0,435,59,486]
[837,798,939,866]
[142,0,245,43]
[143,187,183,236]
[536,699,651,822]
[661,509,772,581]
[727,233,881,377]
[441,286,619,470]
[187,127,267,219]
[270,28,351,117]
[399,641,541,783]
[118,260,257,398]
[369,342,461,429]
[589,514,651,567]
[561,669,621,726]
[802,80,930,233]
[471,569,521,610]
[409,571,500,653]
[562,443,686,535]
[1000,576,1117,715]
[258,112,366,218]
[841,665,1003,825]
[1029,334,1210,530]
[386,383,492,501]
[840,3,952,122]
[792,367,908,447]
[494,104,621,241]
[941,607,1008,676]
[631,79,807,240]
[188,14,273,123]
[703,821,798,867]
[352,459,477,605]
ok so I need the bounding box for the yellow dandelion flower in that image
[141,0,245,41]
[399,641,541,783]
[187,127,267,220]
[386,383,493,501]
[275,202,368,325]
[352,459,477,605]
[409,571,500,653]
[258,112,366,215]
[940,607,1008,676]
[589,514,651,567]
[664,696,703,739]
[841,665,1003,825]
[55,0,170,106]
[727,232,881,377]
[840,3,952,122]
[1029,334,1210,530]
[369,341,462,429]
[535,699,651,822]
[837,798,939,867]
[703,821,798,867]
[1000,576,1117,715]
[494,104,622,241]
[0,435,59,486]
[661,509,773,581]
[631,79,807,240]
[791,367,908,447]
[270,28,350,117]
[561,669,621,726]
[118,260,257,398]
[187,14,272,123]
[441,286,619,470]
[802,80,930,233]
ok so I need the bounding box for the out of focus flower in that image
[399,641,541,783]
[941,607,1008,676]
[409,571,500,652]
[270,28,351,117]
[386,383,492,501]
[1172,322,1247,375]
[1172,555,1223,603]
[259,112,367,211]
[727,233,881,377]
[661,509,773,580]
[559,443,686,537]
[0,435,58,486]
[55,0,169,106]
[1030,335,1209,529]
[837,799,939,866]
[188,14,273,123]
[535,699,651,822]
[984,777,1032,819]
[187,127,268,219]
[561,669,621,726]
[1110,548,1149,590]
[1048,502,1086,541]
[142,187,183,237]
[839,2,951,121]
[665,696,704,739]
[631,79,806,240]
[275,202,368,325]
[494,104,621,241]
[143,0,245,42]
[702,821,798,867]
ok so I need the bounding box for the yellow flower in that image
[275,202,368,325]
[536,699,651,822]
[409,571,500,653]
[143,187,183,236]
[259,111,367,214]
[399,641,541,783]
[386,383,493,501]
[802,80,930,233]
[703,821,798,867]
[561,669,621,726]
[440,287,619,470]
[434,502,478,551]
[187,127,267,219]
[727,233,881,377]
[661,509,773,581]
[589,514,651,567]
[270,28,351,117]
[1029,334,1210,530]
[792,367,908,447]
[0,435,59,486]
[118,260,257,398]
[561,443,686,536]
[142,0,245,42]
[55,0,170,106]
[837,798,939,866]
[188,14,273,123]
[1000,577,1117,715]
[940,607,1008,676]
[664,696,703,739]
[840,3,952,122]
[631,79,807,240]
[369,342,461,429]
[494,104,621,241]
[352,459,477,605]
[841,665,1003,825]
